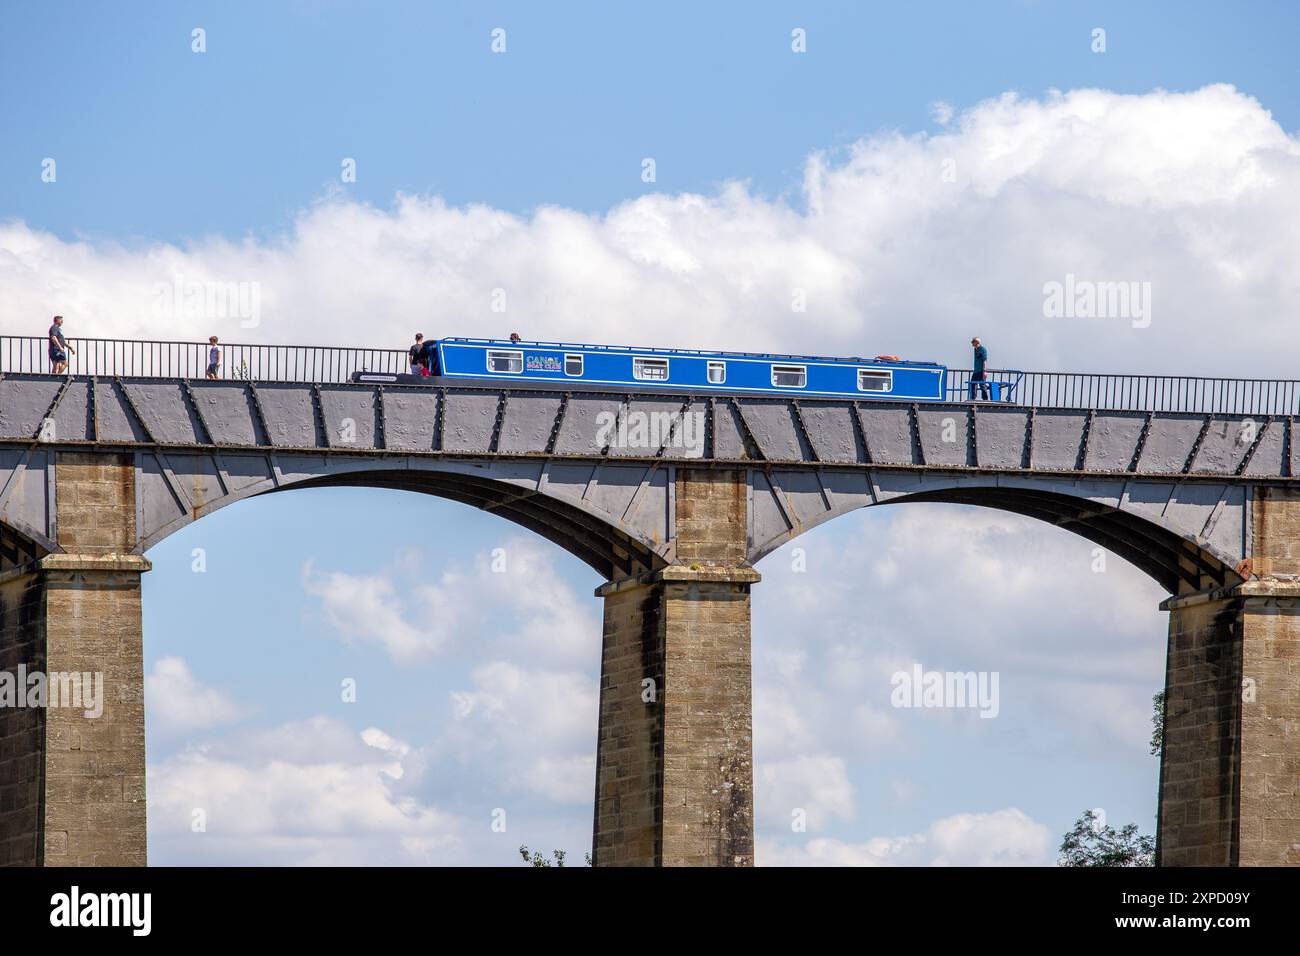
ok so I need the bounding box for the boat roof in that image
[439,337,943,368]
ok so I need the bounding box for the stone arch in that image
[748,469,1246,595]
[257,470,663,580]
[133,454,673,581]
[882,487,1232,594]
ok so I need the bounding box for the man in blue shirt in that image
[48,315,74,374]
[969,336,990,400]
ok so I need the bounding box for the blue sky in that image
[5,1,1300,240]
[4,2,1300,865]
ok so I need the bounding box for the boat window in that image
[633,357,669,381]
[771,364,806,388]
[857,369,893,392]
[487,350,523,373]
[565,353,584,376]
[707,361,726,384]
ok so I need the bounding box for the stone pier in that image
[591,469,758,866]
[1158,487,1300,866]
[0,453,148,866]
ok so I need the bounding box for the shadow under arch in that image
[878,487,1234,595]
[0,520,44,573]
[191,467,668,582]
[750,477,1241,596]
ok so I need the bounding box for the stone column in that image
[1158,486,1300,866]
[0,565,46,865]
[591,468,759,866]
[0,452,148,866]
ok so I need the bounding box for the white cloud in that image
[756,505,1165,703]
[293,540,602,808]
[4,85,1297,379]
[443,660,598,805]
[148,717,466,865]
[465,539,603,660]
[749,504,1164,862]
[752,685,821,757]
[761,807,1053,866]
[145,656,246,736]
[757,754,856,831]
[301,537,600,663]
[523,754,598,805]
[300,561,442,661]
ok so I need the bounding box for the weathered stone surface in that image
[674,468,747,567]
[660,576,754,866]
[1159,595,1243,866]
[0,452,148,867]
[591,579,664,866]
[55,453,135,553]
[591,468,756,866]
[40,557,148,867]
[0,568,44,866]
[1159,485,1300,866]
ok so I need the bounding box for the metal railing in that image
[3,335,1299,416]
[0,335,405,383]
[945,368,1300,416]
[946,369,1025,403]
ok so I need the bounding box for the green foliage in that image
[1059,810,1155,867]
[1150,690,1165,756]
[519,845,592,867]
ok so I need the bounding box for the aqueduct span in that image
[1,338,1298,866]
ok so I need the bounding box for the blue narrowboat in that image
[363,337,948,401]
